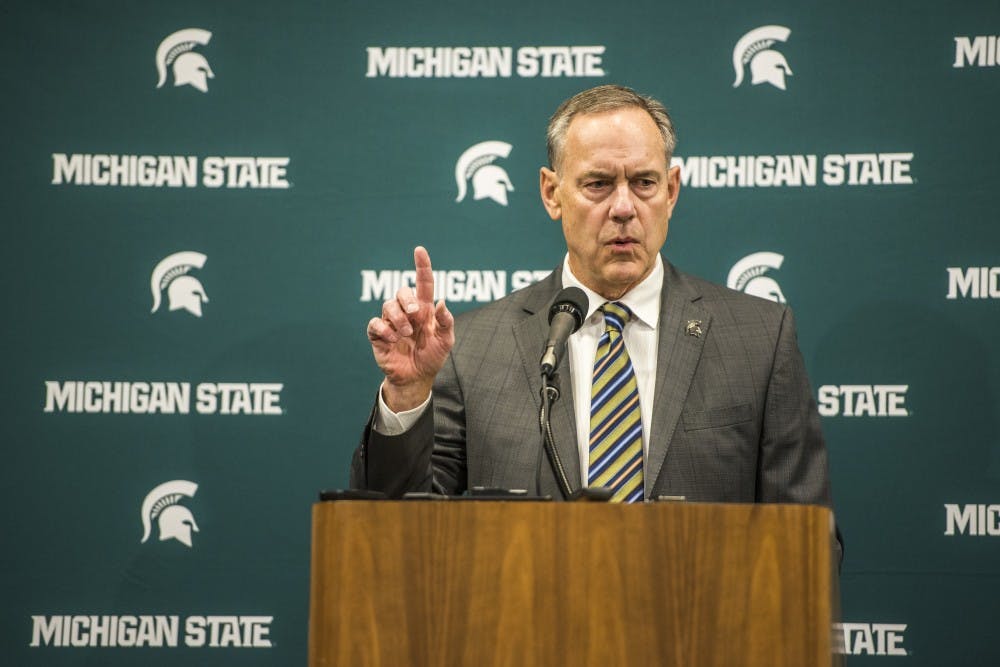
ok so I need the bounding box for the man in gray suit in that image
[354,85,835,521]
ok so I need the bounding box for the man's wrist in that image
[380,379,433,413]
[376,383,431,435]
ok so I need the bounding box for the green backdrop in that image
[4,1,999,664]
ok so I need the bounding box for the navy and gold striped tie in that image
[588,302,644,503]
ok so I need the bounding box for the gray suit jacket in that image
[351,258,834,513]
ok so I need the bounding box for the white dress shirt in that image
[562,254,662,485]
[376,254,665,488]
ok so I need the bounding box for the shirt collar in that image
[561,254,663,330]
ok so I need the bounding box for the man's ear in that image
[539,167,561,221]
[666,164,681,207]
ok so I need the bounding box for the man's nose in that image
[609,183,636,222]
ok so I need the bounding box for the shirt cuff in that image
[374,383,431,435]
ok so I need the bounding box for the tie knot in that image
[600,302,632,333]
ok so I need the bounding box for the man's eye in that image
[634,179,656,188]
[586,180,609,189]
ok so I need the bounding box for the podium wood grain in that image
[309,501,836,667]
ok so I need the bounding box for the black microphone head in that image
[548,286,588,332]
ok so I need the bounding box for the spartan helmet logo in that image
[140,480,199,548]
[727,252,787,304]
[155,28,214,93]
[732,25,793,91]
[455,141,514,207]
[150,251,209,317]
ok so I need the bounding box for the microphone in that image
[539,286,588,378]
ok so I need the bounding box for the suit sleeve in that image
[349,352,469,497]
[349,393,434,496]
[757,307,830,504]
[757,306,843,561]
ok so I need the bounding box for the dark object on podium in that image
[400,491,450,500]
[566,486,613,502]
[317,489,387,501]
[463,487,549,501]
[308,501,841,666]
[402,488,553,501]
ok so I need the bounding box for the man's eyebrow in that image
[578,169,613,180]
[576,168,662,182]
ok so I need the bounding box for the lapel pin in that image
[685,320,703,338]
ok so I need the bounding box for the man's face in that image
[540,106,680,300]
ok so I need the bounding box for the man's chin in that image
[595,265,645,298]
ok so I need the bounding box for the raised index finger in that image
[413,246,435,305]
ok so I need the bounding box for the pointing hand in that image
[366,246,455,412]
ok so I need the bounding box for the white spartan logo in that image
[455,141,514,206]
[732,25,793,91]
[140,480,199,548]
[151,251,209,317]
[727,252,787,304]
[156,28,214,93]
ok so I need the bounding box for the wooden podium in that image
[309,500,838,667]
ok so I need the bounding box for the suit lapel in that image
[511,271,581,496]
[646,261,710,495]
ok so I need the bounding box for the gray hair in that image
[546,84,677,171]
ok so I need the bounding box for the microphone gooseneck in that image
[536,286,589,499]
